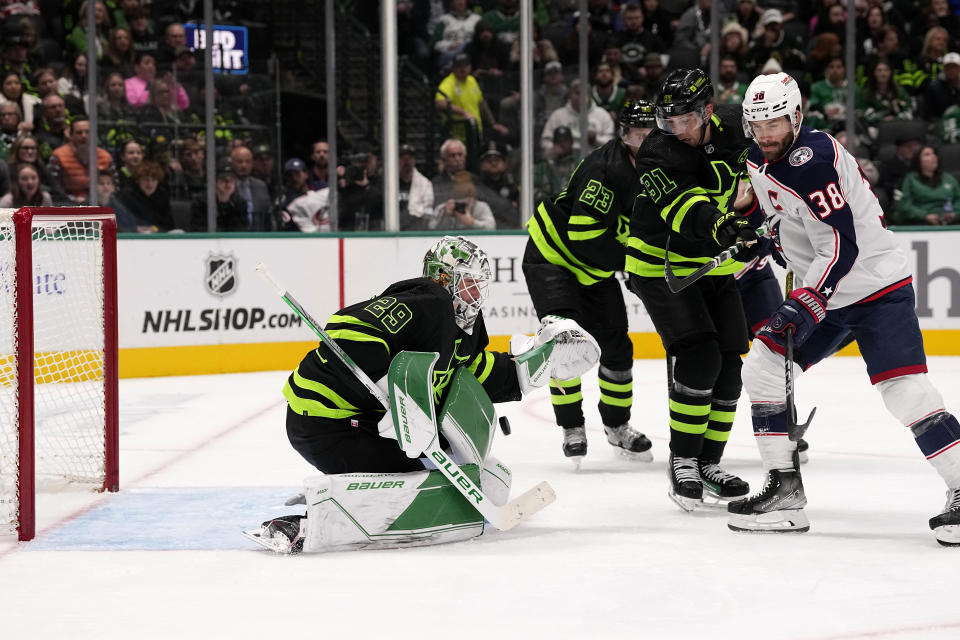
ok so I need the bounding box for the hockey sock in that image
[701,397,738,461]
[550,377,583,428]
[752,403,796,471]
[668,385,711,457]
[598,366,632,427]
[912,412,960,488]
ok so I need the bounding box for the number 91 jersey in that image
[746,126,910,308]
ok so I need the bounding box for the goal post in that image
[1,207,119,542]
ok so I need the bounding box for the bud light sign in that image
[185,24,249,74]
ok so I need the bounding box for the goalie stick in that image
[784,271,816,440]
[663,227,767,294]
[255,263,555,531]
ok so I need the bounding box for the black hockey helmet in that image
[654,68,714,134]
[619,100,656,152]
[619,100,656,132]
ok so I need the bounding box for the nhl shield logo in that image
[205,253,238,297]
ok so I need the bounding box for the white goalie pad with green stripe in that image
[301,468,484,552]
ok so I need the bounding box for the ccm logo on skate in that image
[431,451,484,503]
[398,396,412,444]
[346,481,405,490]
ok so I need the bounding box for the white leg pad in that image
[876,373,945,427]
[742,340,789,403]
[301,470,484,553]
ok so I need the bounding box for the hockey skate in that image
[604,423,653,462]
[667,453,703,512]
[929,487,960,547]
[727,465,809,533]
[242,515,306,554]
[797,438,809,464]
[562,426,587,470]
[698,458,749,508]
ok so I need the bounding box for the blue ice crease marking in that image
[30,487,300,551]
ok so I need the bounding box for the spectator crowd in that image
[5,0,960,231]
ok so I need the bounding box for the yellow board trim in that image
[112,330,960,378]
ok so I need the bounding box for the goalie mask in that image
[423,235,492,332]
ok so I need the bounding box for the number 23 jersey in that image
[746,127,911,309]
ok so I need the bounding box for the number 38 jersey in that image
[283,278,520,435]
[746,126,911,309]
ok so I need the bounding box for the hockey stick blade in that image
[487,481,557,531]
[664,228,766,294]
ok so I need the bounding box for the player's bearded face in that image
[749,116,795,161]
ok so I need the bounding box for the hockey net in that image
[0,207,118,541]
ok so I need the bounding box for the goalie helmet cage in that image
[0,207,119,542]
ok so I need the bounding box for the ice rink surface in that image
[2,356,960,640]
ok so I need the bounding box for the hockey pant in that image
[629,272,748,460]
[523,246,633,429]
[744,283,960,485]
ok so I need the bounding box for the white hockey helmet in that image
[423,235,492,332]
[742,72,803,138]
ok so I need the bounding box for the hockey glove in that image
[511,316,600,394]
[762,287,828,347]
[711,211,751,248]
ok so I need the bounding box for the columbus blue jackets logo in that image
[205,253,238,297]
[789,146,813,167]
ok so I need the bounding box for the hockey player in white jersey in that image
[727,72,960,546]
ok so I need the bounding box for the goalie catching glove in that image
[511,315,600,394]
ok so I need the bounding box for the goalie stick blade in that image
[487,481,557,531]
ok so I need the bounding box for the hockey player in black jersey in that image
[625,69,760,510]
[245,236,600,553]
[523,101,657,467]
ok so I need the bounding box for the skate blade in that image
[727,509,810,533]
[241,528,298,554]
[614,448,653,463]
[798,451,809,465]
[566,455,584,471]
[701,488,750,510]
[668,490,702,513]
[933,523,960,546]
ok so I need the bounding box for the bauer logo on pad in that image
[204,253,238,297]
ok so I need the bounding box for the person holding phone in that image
[429,170,496,229]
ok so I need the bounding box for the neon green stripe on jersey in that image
[469,351,495,383]
[328,314,381,331]
[568,214,599,226]
[528,203,612,285]
[669,194,710,233]
[283,379,362,419]
[569,228,606,241]
[292,370,361,410]
[325,329,390,354]
[709,409,736,424]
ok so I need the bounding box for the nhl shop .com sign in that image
[185,24,249,74]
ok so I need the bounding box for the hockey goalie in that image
[243,235,600,553]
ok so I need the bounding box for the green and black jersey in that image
[283,278,520,435]
[527,138,641,285]
[626,104,750,279]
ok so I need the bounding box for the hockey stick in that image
[664,227,767,294]
[784,271,816,440]
[255,263,555,530]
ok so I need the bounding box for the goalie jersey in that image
[282,278,520,435]
[626,104,750,279]
[526,137,640,285]
[745,127,911,308]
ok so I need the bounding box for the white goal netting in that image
[0,209,112,537]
